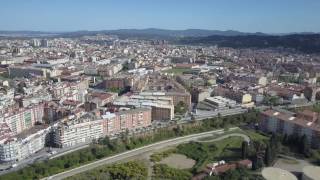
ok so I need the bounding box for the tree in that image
[173,125,181,136]
[175,101,187,114]
[264,144,272,166]
[252,154,264,170]
[269,133,280,158]
[282,134,288,145]
[300,135,310,157]
[263,95,279,106]
[241,141,248,159]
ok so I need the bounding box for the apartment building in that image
[0,123,50,162]
[2,103,44,135]
[260,109,320,148]
[53,113,104,148]
[102,108,152,135]
[53,108,152,148]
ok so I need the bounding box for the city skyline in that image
[1,1,320,179]
[1,0,320,33]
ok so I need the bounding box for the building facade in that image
[53,108,152,148]
[2,103,44,134]
[260,109,320,148]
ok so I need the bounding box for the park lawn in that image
[177,136,244,173]
[208,136,243,161]
[199,137,243,172]
[150,149,177,162]
[243,129,269,142]
[163,68,190,75]
[175,128,270,173]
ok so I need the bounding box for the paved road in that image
[44,127,240,180]
[195,133,250,143]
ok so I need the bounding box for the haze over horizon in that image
[1,0,320,33]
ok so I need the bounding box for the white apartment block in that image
[0,123,50,162]
[2,103,44,135]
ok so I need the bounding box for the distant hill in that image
[104,28,266,37]
[0,29,267,38]
[1,29,319,53]
[177,34,320,54]
[0,31,58,37]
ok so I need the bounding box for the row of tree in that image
[66,161,148,180]
[240,133,279,170]
[242,131,314,171]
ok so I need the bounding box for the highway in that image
[44,127,240,180]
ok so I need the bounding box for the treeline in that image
[0,109,259,180]
[65,161,147,180]
[238,133,280,171]
[153,164,192,180]
[242,132,313,171]
[178,34,320,54]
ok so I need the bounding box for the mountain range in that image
[0,28,305,38]
[1,29,319,53]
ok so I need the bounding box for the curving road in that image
[44,127,244,180]
[195,133,250,143]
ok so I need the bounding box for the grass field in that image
[163,68,191,75]
[175,136,245,172]
[208,136,243,161]
[175,129,269,172]
[244,129,269,142]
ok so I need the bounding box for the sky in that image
[0,0,320,33]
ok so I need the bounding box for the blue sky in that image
[0,0,319,33]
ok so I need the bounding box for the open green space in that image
[177,136,244,172]
[150,149,176,162]
[65,161,148,180]
[243,129,269,142]
[57,127,269,180]
[153,164,192,180]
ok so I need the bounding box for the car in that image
[49,151,57,155]
[10,164,18,168]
